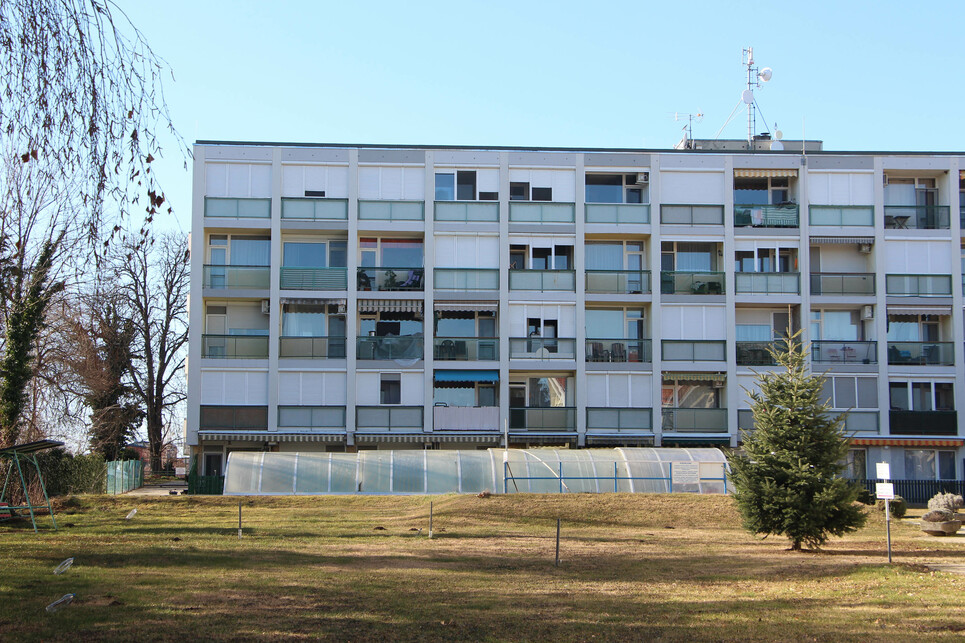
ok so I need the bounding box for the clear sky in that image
[117,0,965,232]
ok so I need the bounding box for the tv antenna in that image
[674,111,703,149]
[714,46,773,145]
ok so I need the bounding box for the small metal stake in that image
[238,500,242,539]
[885,499,892,564]
[428,501,434,539]
[555,518,561,567]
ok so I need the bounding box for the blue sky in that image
[118,0,965,231]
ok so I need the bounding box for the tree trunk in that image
[147,407,163,473]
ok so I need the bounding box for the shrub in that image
[927,492,964,513]
[922,509,954,523]
[875,496,906,519]
[856,488,875,505]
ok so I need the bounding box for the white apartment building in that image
[187,140,965,486]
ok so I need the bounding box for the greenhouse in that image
[223,448,729,496]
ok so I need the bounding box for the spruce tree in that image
[727,333,866,550]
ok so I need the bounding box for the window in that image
[888,381,954,411]
[435,310,496,338]
[904,449,955,480]
[359,238,424,268]
[283,240,347,268]
[821,376,878,409]
[278,406,346,428]
[585,308,645,340]
[510,244,574,270]
[380,374,401,404]
[531,187,552,201]
[207,234,270,266]
[510,182,529,201]
[887,314,941,342]
[734,177,792,204]
[585,173,649,204]
[843,449,866,479]
[200,406,269,429]
[661,241,716,272]
[435,173,455,200]
[884,177,937,206]
[810,310,861,341]
[661,379,722,408]
[585,241,646,271]
[282,303,344,338]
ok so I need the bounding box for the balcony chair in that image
[610,343,627,362]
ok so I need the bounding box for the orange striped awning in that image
[734,168,798,179]
[851,438,963,447]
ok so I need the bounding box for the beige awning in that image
[358,299,423,314]
[662,372,726,383]
[809,236,874,245]
[888,305,952,316]
[198,432,345,443]
[281,297,346,307]
[434,301,498,313]
[734,168,798,178]
[355,433,500,443]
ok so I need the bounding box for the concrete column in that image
[872,156,889,438]
[267,147,282,432]
[650,155,663,445]
[423,151,435,440]
[345,149,360,447]
[574,154,587,446]
[186,145,207,455]
[498,152,511,445]
[723,156,738,448]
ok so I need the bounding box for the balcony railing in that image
[585,269,651,294]
[734,204,800,228]
[433,406,499,431]
[810,273,875,295]
[884,205,951,230]
[660,204,724,225]
[736,341,782,366]
[433,337,498,361]
[660,271,725,295]
[281,197,348,220]
[509,202,575,223]
[811,341,877,364]
[356,336,424,360]
[885,274,952,297]
[201,334,269,359]
[586,339,652,363]
[734,272,800,294]
[355,406,424,431]
[204,197,271,219]
[585,203,650,224]
[278,406,347,429]
[834,410,879,433]
[202,265,270,289]
[433,268,499,291]
[357,267,424,291]
[280,267,347,290]
[661,408,728,433]
[809,205,874,227]
[358,200,425,221]
[887,342,954,366]
[586,407,652,432]
[889,410,958,436]
[200,405,269,430]
[662,340,726,361]
[434,201,499,222]
[509,407,577,431]
[509,269,576,291]
[279,336,346,359]
[509,337,576,359]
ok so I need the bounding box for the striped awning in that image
[586,435,656,446]
[888,305,952,316]
[435,370,498,383]
[662,372,726,383]
[281,298,347,307]
[734,168,798,178]
[852,438,964,447]
[358,299,423,313]
[355,433,499,443]
[198,432,345,443]
[810,236,874,245]
[434,301,498,312]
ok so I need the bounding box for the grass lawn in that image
[1,493,964,642]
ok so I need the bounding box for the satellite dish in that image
[770,140,784,151]
[741,89,754,105]
[774,129,783,140]
[758,67,773,82]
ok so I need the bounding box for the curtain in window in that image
[230,237,270,266]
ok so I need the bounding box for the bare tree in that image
[119,233,188,472]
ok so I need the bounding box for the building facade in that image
[187,141,965,484]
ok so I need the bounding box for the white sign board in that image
[876,482,895,500]
[671,462,700,485]
[175,467,186,476]
[876,462,891,480]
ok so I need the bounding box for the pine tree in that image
[727,333,866,550]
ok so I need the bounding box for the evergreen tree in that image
[727,333,866,550]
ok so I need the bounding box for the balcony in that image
[889,410,958,436]
[810,273,875,296]
[509,407,577,431]
[885,274,952,297]
[811,341,877,364]
[834,410,879,433]
[809,205,874,227]
[204,197,270,219]
[508,202,575,223]
[586,339,652,363]
[509,337,576,359]
[884,205,950,230]
[434,268,499,291]
[278,406,346,430]
[662,340,726,361]
[585,203,650,224]
[660,271,725,295]
[202,265,270,290]
[279,336,346,359]
[660,204,724,225]
[586,407,652,432]
[281,197,348,220]
[509,269,576,292]
[887,342,954,366]
[434,201,499,222]
[433,406,499,431]
[661,408,728,433]
[201,335,269,359]
[585,270,651,294]
[734,272,800,295]
[433,337,498,361]
[357,267,424,291]
[736,341,782,366]
[356,336,423,361]
[280,267,347,290]
[734,204,800,228]
[200,405,269,430]
[358,200,424,221]
[356,406,424,432]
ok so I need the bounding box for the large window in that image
[843,449,867,479]
[734,176,791,204]
[661,242,716,272]
[585,308,645,340]
[661,379,721,408]
[585,241,645,271]
[585,173,648,204]
[904,449,955,480]
[207,234,270,266]
[359,238,424,268]
[821,376,878,410]
[811,310,861,341]
[888,381,954,411]
[283,240,347,268]
[886,314,941,342]
[282,303,345,337]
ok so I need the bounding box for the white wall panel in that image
[585,373,653,407]
[356,372,381,405]
[358,166,425,200]
[206,163,272,198]
[281,165,349,198]
[477,169,499,193]
[807,172,874,205]
[659,171,725,204]
[508,304,576,336]
[433,235,499,268]
[508,169,575,202]
[277,372,347,405]
[737,375,761,407]
[817,245,868,272]
[401,372,424,404]
[661,305,726,340]
[200,370,268,405]
[884,241,951,273]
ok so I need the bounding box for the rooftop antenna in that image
[674,111,703,149]
[714,47,773,145]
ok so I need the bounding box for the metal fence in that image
[105,460,144,495]
[856,479,965,505]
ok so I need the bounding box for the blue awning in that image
[434,370,499,383]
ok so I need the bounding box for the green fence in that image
[187,458,225,495]
[105,460,144,495]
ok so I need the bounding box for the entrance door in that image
[203,453,223,477]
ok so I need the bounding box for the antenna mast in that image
[740,46,772,146]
